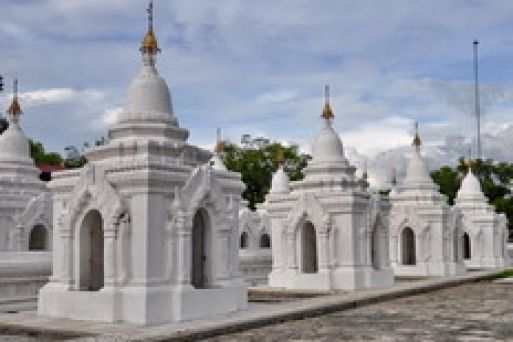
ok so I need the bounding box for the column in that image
[318,231,330,270]
[103,226,117,288]
[286,230,297,270]
[59,229,73,287]
[176,213,192,287]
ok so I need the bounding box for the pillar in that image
[103,225,117,288]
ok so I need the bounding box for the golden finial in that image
[412,122,421,150]
[276,150,285,166]
[214,128,225,154]
[140,1,161,54]
[465,148,476,171]
[7,79,22,122]
[321,85,334,120]
[468,159,477,170]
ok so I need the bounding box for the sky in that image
[1,0,513,185]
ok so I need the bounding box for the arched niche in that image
[370,226,380,269]
[401,227,416,266]
[240,231,249,249]
[191,208,211,289]
[78,210,104,291]
[259,233,271,249]
[29,224,48,251]
[301,221,318,274]
[463,232,471,260]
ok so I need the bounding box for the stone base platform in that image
[0,269,503,341]
[0,252,51,313]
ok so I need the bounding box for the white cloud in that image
[341,116,413,157]
[2,0,513,160]
[90,106,122,131]
[256,90,298,104]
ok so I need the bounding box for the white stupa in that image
[38,2,246,325]
[389,123,465,277]
[0,79,52,311]
[238,201,272,286]
[270,154,290,195]
[0,79,52,252]
[262,86,393,290]
[455,163,509,268]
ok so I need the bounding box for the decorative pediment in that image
[390,208,429,237]
[286,194,325,235]
[170,164,238,232]
[63,164,126,235]
[178,165,225,214]
[14,192,52,230]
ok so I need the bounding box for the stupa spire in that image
[214,128,224,154]
[276,149,285,167]
[210,128,227,171]
[140,1,161,65]
[321,85,334,123]
[412,121,421,152]
[465,147,476,173]
[7,79,22,124]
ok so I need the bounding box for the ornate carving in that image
[319,213,331,234]
[64,164,127,237]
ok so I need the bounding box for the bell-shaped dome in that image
[0,122,30,159]
[270,166,290,194]
[311,86,346,164]
[456,168,485,202]
[116,0,177,126]
[117,64,176,124]
[403,123,435,188]
[311,123,346,164]
[404,149,432,185]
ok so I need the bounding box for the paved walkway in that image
[206,281,513,341]
[0,270,504,341]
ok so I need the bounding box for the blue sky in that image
[1,0,513,165]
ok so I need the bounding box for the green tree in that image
[29,140,63,166]
[431,166,461,205]
[222,135,310,209]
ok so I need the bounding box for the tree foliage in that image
[29,140,63,166]
[222,135,310,209]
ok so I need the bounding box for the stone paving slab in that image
[0,269,502,341]
[205,281,513,341]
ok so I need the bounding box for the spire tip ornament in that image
[7,78,22,123]
[321,84,334,121]
[214,128,225,154]
[140,1,160,55]
[412,122,421,150]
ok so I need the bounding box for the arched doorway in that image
[301,222,318,273]
[79,210,104,291]
[191,209,210,289]
[259,233,271,248]
[463,232,471,260]
[371,226,380,269]
[240,231,249,249]
[29,225,47,251]
[401,227,416,266]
